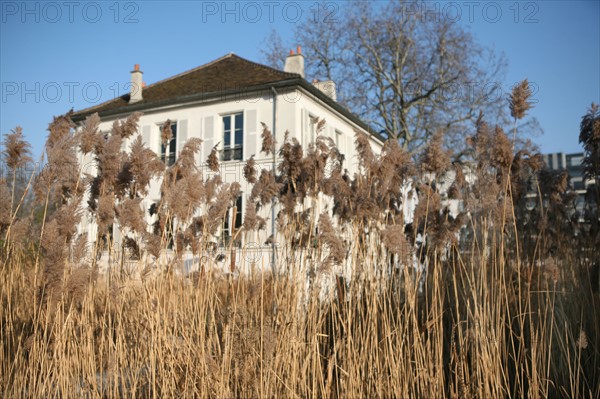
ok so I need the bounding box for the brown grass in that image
[1,100,599,398]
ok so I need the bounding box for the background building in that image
[542,152,595,215]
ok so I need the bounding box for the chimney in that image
[313,80,337,101]
[129,64,143,104]
[284,46,305,78]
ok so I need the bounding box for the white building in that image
[71,50,384,274]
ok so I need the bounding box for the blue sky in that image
[1,1,598,160]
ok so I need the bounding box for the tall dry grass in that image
[1,87,599,398]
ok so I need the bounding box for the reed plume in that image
[2,127,32,170]
[243,155,257,183]
[161,119,173,145]
[260,122,275,155]
[509,79,533,120]
[128,135,165,197]
[207,144,220,172]
[317,212,346,269]
[421,130,451,175]
[78,113,101,154]
[251,169,281,206]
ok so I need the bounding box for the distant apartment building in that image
[542,152,593,193]
[542,152,588,192]
[542,152,595,215]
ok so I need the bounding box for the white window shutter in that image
[300,108,306,147]
[306,110,311,145]
[196,117,203,166]
[303,109,311,147]
[203,116,215,164]
[245,109,257,158]
[346,134,353,160]
[141,125,152,150]
[177,119,188,154]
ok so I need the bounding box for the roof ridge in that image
[140,53,236,92]
[144,53,299,91]
[73,53,299,117]
[231,54,301,79]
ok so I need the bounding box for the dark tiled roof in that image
[71,53,385,142]
[72,53,298,119]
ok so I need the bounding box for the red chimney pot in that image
[134,64,140,71]
[297,46,302,54]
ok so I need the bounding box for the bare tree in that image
[261,0,515,154]
[261,29,288,71]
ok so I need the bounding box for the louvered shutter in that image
[196,117,203,166]
[245,109,257,158]
[141,125,152,150]
[347,133,355,164]
[301,109,307,147]
[203,116,215,166]
[177,119,188,154]
[305,109,313,147]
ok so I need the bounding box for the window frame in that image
[221,112,244,161]
[159,121,178,166]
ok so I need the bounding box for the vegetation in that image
[261,0,545,153]
[0,83,599,398]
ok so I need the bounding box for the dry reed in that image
[1,99,599,398]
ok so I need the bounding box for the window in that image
[573,178,585,191]
[222,196,243,246]
[222,112,243,161]
[569,155,583,166]
[160,122,177,166]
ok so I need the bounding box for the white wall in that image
[81,85,384,268]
